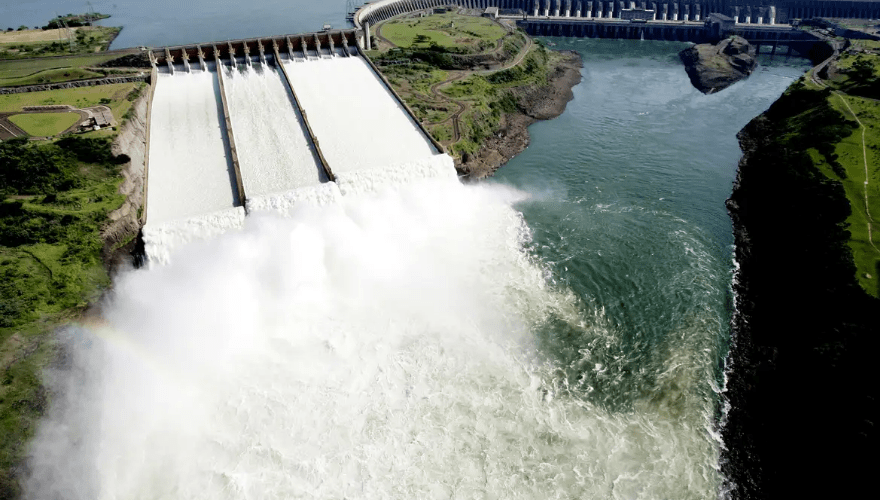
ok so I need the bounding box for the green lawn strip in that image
[381,12,507,51]
[0,51,131,84]
[825,94,880,296]
[0,67,104,87]
[8,112,81,137]
[0,83,137,122]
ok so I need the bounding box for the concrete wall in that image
[354,0,880,29]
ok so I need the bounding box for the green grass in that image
[850,40,880,51]
[0,51,133,86]
[0,83,138,127]
[0,67,104,87]
[8,112,81,137]
[381,12,507,52]
[373,11,554,158]
[824,94,880,297]
[430,123,453,142]
[0,136,127,496]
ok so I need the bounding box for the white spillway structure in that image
[282,52,437,176]
[223,63,327,207]
[143,48,453,264]
[146,65,239,224]
[144,63,245,264]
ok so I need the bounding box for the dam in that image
[142,30,450,262]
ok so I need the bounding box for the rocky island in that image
[679,36,758,94]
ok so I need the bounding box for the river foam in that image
[26,173,723,499]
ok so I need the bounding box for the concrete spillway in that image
[142,31,451,263]
[223,63,326,200]
[282,54,436,175]
[146,65,239,225]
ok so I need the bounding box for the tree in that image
[851,56,876,84]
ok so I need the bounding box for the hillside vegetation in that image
[0,136,129,497]
[369,11,566,162]
[722,45,880,500]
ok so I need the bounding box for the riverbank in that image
[722,61,879,499]
[368,10,582,180]
[456,50,582,179]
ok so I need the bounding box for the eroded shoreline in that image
[455,50,583,180]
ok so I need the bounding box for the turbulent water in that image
[224,62,325,199]
[25,40,810,499]
[282,54,436,174]
[146,65,238,225]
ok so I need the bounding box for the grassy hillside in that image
[370,11,561,160]
[0,52,134,87]
[722,47,880,500]
[804,45,880,297]
[0,136,129,497]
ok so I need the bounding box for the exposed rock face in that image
[0,75,148,94]
[679,36,758,94]
[103,91,147,268]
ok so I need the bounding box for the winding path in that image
[372,11,533,148]
[835,91,879,254]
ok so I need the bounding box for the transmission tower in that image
[55,13,75,52]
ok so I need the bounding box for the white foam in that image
[283,56,435,174]
[143,207,246,266]
[334,154,458,197]
[147,71,237,224]
[246,182,343,216]
[27,179,723,499]
[224,63,326,196]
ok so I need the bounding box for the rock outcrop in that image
[0,75,148,94]
[679,36,757,94]
[103,90,148,268]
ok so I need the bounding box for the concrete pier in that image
[213,52,247,211]
[273,45,337,182]
[353,0,880,30]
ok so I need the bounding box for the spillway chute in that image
[142,30,450,264]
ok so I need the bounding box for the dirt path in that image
[371,13,538,150]
[427,73,467,142]
[835,91,879,254]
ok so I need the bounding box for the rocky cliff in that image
[722,83,878,499]
[680,36,758,94]
[103,91,147,268]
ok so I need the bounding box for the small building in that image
[80,108,113,131]
[434,8,447,14]
[483,7,499,19]
[94,109,112,127]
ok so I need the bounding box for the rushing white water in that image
[26,167,722,499]
[224,63,326,197]
[283,55,436,173]
[142,207,246,266]
[146,67,238,225]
